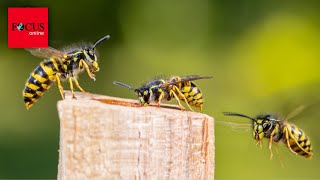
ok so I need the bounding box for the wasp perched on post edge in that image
[223,111,313,159]
[23,35,110,109]
[113,75,212,111]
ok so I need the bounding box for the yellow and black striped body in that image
[113,75,211,111]
[224,112,313,158]
[252,114,313,158]
[23,35,109,109]
[282,123,313,158]
[23,58,61,109]
[141,77,205,110]
[170,78,204,110]
[23,53,88,109]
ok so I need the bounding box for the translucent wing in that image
[25,47,65,58]
[216,121,251,133]
[161,75,212,88]
[283,105,306,122]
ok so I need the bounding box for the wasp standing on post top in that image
[223,110,314,159]
[23,35,110,109]
[113,75,212,111]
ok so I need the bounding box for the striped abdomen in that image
[283,124,313,158]
[23,59,60,109]
[178,81,204,110]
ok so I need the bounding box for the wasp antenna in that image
[223,112,255,121]
[188,75,213,79]
[202,76,213,79]
[93,35,110,48]
[113,81,136,92]
[192,75,213,80]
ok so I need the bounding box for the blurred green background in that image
[0,0,320,179]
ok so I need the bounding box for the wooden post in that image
[57,91,214,179]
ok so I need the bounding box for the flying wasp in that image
[223,110,313,159]
[23,35,110,109]
[113,75,212,111]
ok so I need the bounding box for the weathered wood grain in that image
[57,91,214,180]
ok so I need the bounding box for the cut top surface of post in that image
[60,91,211,115]
[57,91,214,180]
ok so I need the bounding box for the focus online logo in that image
[8,8,48,48]
[12,22,45,35]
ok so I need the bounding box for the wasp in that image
[223,111,313,158]
[113,75,212,111]
[23,35,110,109]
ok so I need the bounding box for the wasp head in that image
[83,35,110,73]
[253,114,277,140]
[83,48,99,72]
[223,112,277,140]
[136,88,151,106]
[113,81,151,106]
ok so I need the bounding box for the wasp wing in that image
[161,75,212,88]
[216,121,251,133]
[283,105,307,122]
[25,47,65,58]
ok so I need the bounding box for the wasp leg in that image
[69,77,76,99]
[170,90,186,111]
[157,91,164,107]
[73,77,86,93]
[81,60,96,81]
[285,124,312,155]
[269,137,274,159]
[274,143,280,156]
[274,143,285,167]
[255,140,262,148]
[56,74,65,99]
[268,127,278,160]
[284,126,298,155]
[172,85,194,111]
